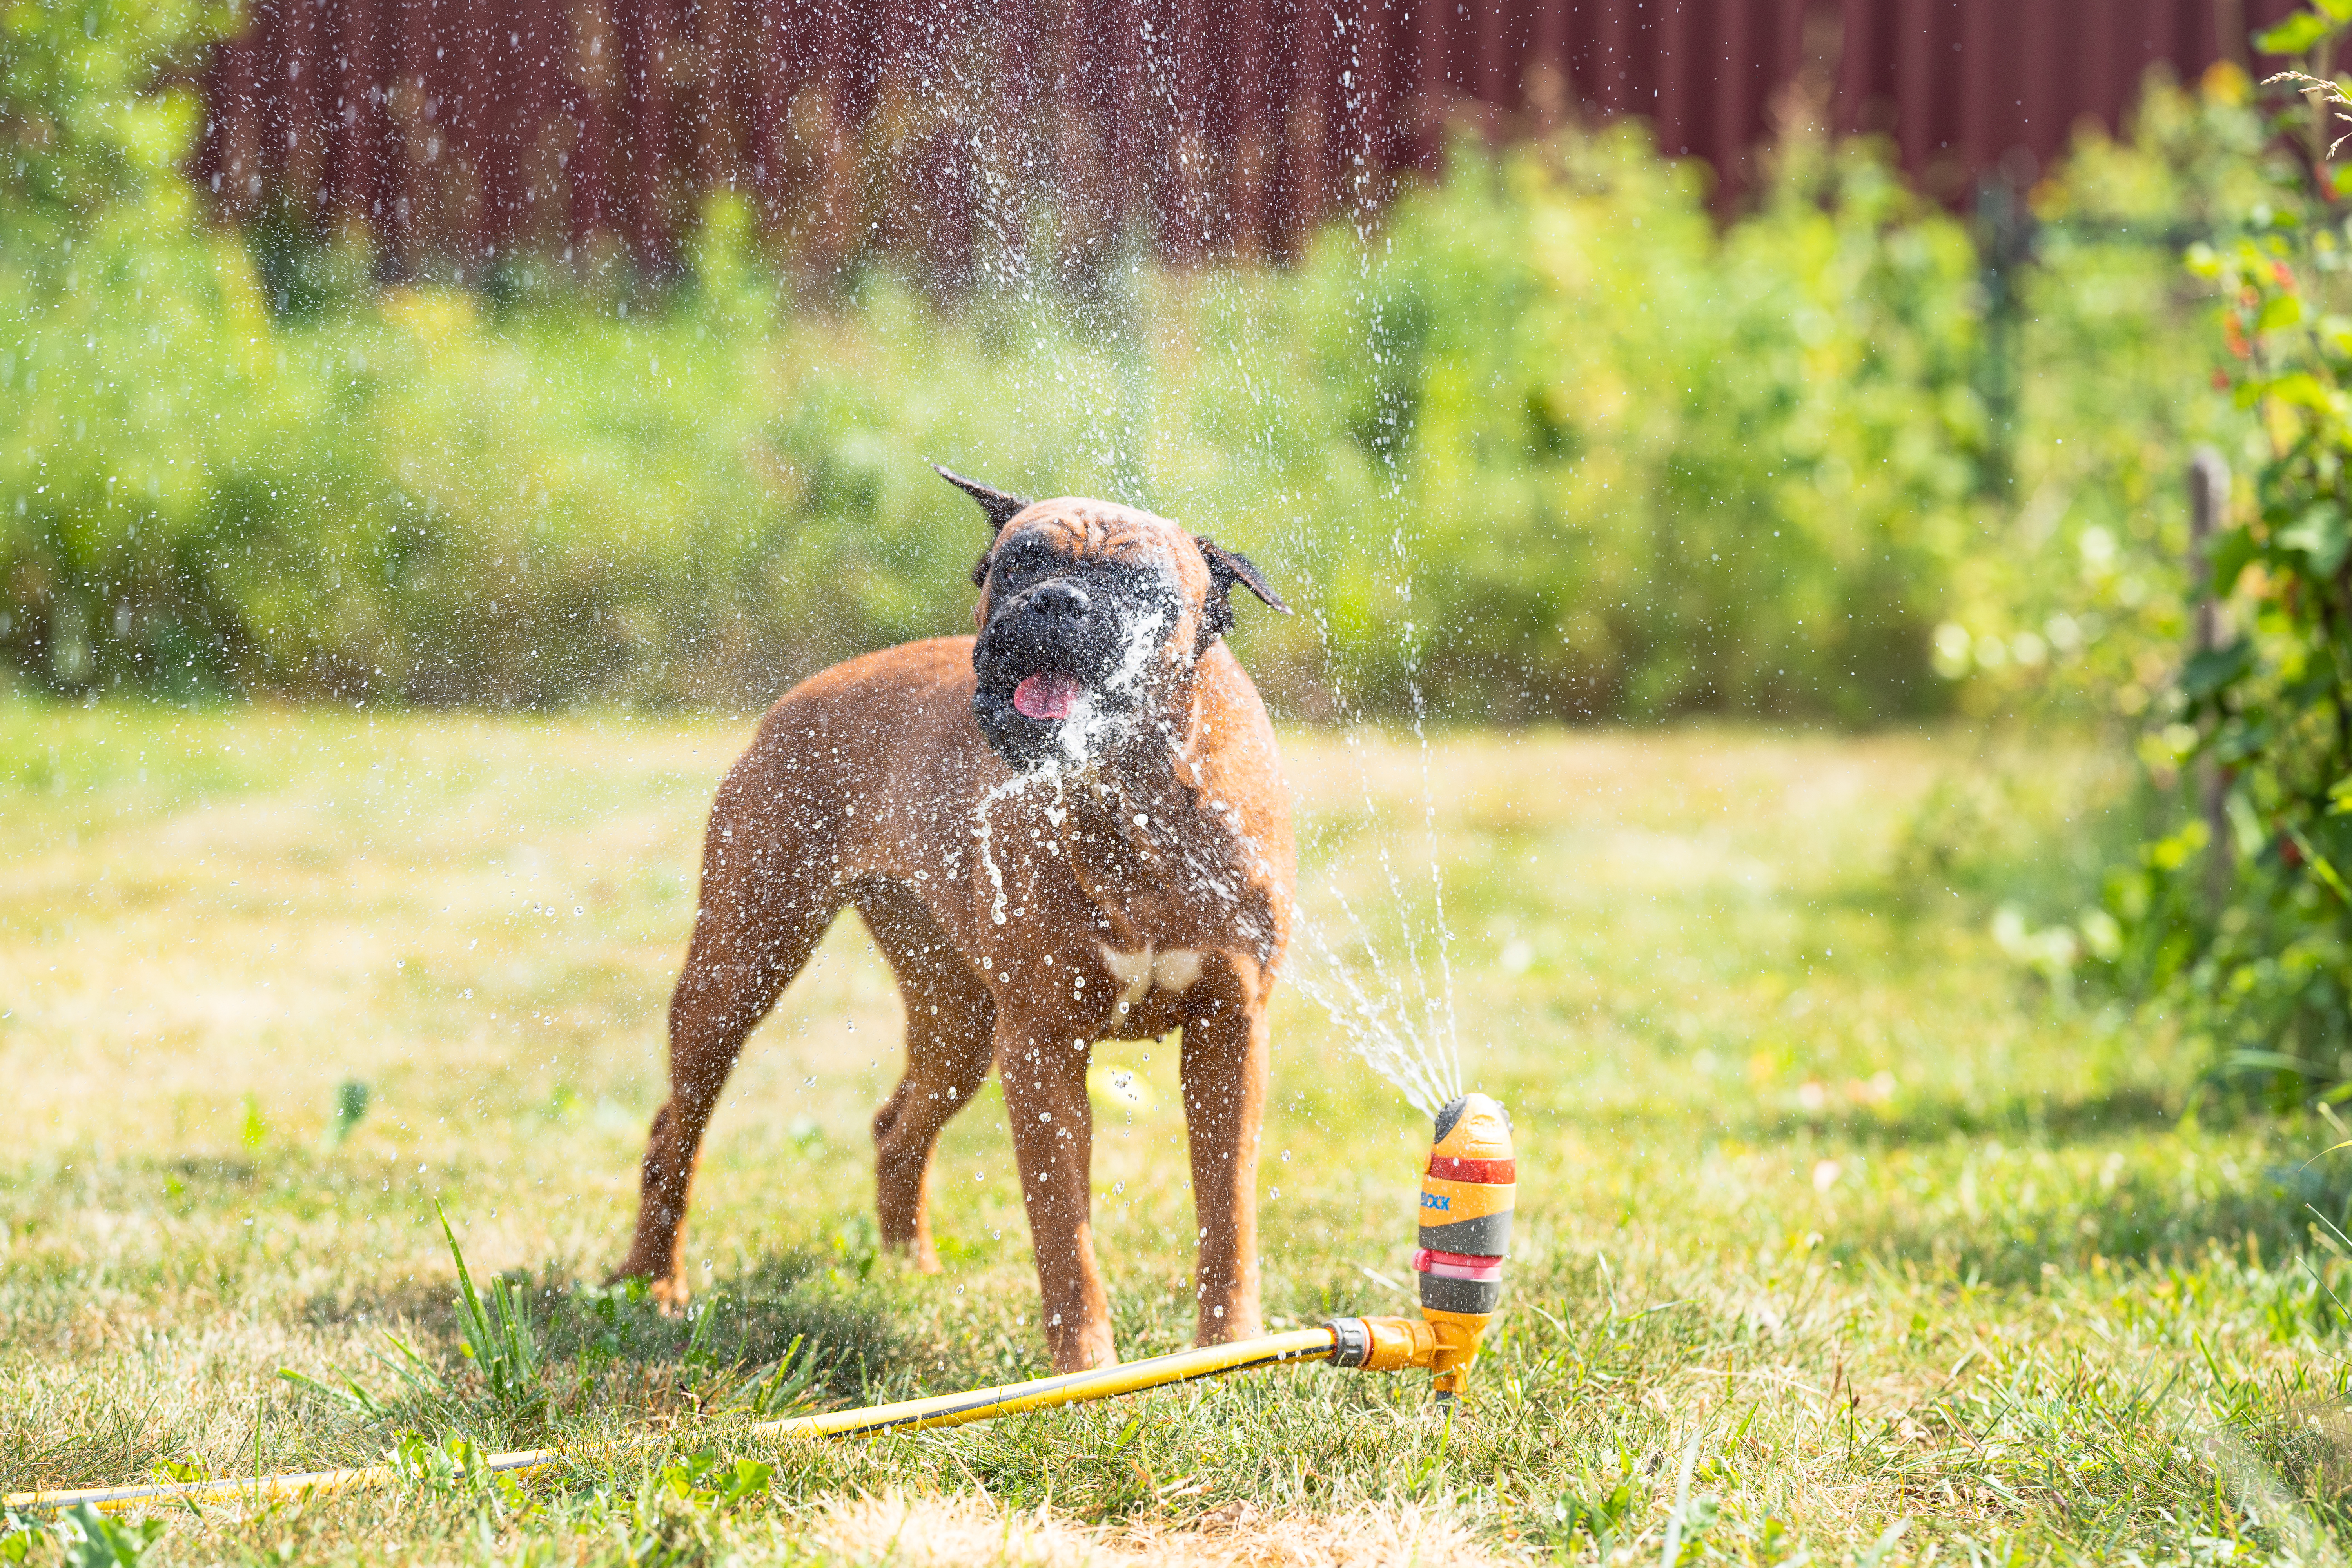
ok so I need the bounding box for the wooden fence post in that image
[2188,445,2232,907]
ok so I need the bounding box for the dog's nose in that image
[1024,582,1091,623]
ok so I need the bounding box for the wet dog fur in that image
[615,469,1294,1372]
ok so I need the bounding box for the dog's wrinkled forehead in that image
[983,499,1210,604]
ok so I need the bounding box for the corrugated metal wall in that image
[195,0,2302,279]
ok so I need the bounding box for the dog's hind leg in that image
[617,838,837,1306]
[857,878,995,1271]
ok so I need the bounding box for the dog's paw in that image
[645,1274,694,1316]
[1046,1326,1121,1375]
[881,1236,943,1275]
[1195,1310,1265,1347]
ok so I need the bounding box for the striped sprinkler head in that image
[1414,1093,1513,1397]
[1326,1092,1515,1400]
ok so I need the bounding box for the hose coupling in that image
[1327,1314,1440,1371]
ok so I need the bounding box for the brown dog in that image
[616,468,1295,1372]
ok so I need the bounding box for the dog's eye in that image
[1112,572,1178,611]
[989,541,1065,588]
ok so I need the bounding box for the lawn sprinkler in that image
[1328,1091,1515,1401]
[7,1095,1517,1516]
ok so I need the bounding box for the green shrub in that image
[2096,13,2352,1102]
[0,138,1982,719]
[1279,124,1990,722]
[1,0,217,255]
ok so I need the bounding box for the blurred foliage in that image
[1296,124,1987,722]
[1934,67,2261,724]
[0,15,2245,725]
[0,0,217,253]
[2092,8,2352,1105]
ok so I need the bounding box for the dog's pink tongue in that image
[1013,672,1081,721]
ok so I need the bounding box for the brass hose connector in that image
[1328,1312,1435,1371]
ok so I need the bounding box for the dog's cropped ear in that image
[933,464,1029,534]
[934,464,1031,588]
[1194,534,1290,648]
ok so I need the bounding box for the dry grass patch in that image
[808,1490,1507,1567]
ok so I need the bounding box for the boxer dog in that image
[615,467,1294,1372]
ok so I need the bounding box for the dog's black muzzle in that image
[971,570,1167,768]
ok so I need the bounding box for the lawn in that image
[2,699,2347,1565]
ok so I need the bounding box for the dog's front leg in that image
[996,1009,1116,1372]
[1180,978,1269,1345]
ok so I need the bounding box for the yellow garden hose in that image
[4,1328,1341,1517]
[761,1325,1339,1439]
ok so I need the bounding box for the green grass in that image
[2,699,2348,1564]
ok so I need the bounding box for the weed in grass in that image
[0,1505,167,1568]
[323,1082,372,1151]
[439,1202,546,1421]
[277,1326,463,1435]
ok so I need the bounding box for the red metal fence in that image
[196,0,2303,279]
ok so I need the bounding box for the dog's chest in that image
[1050,804,1259,944]
[1096,940,1204,1017]
[956,779,1275,991]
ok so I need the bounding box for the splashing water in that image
[1272,715,1465,1118]
[965,568,1471,1121]
[974,599,1175,926]
[1132,706,1461,1116]
[1267,25,1467,1117]
[973,766,1061,929]
[1282,906,1461,1116]
[946,4,1468,1116]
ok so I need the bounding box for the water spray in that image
[6,1095,1514,1517]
